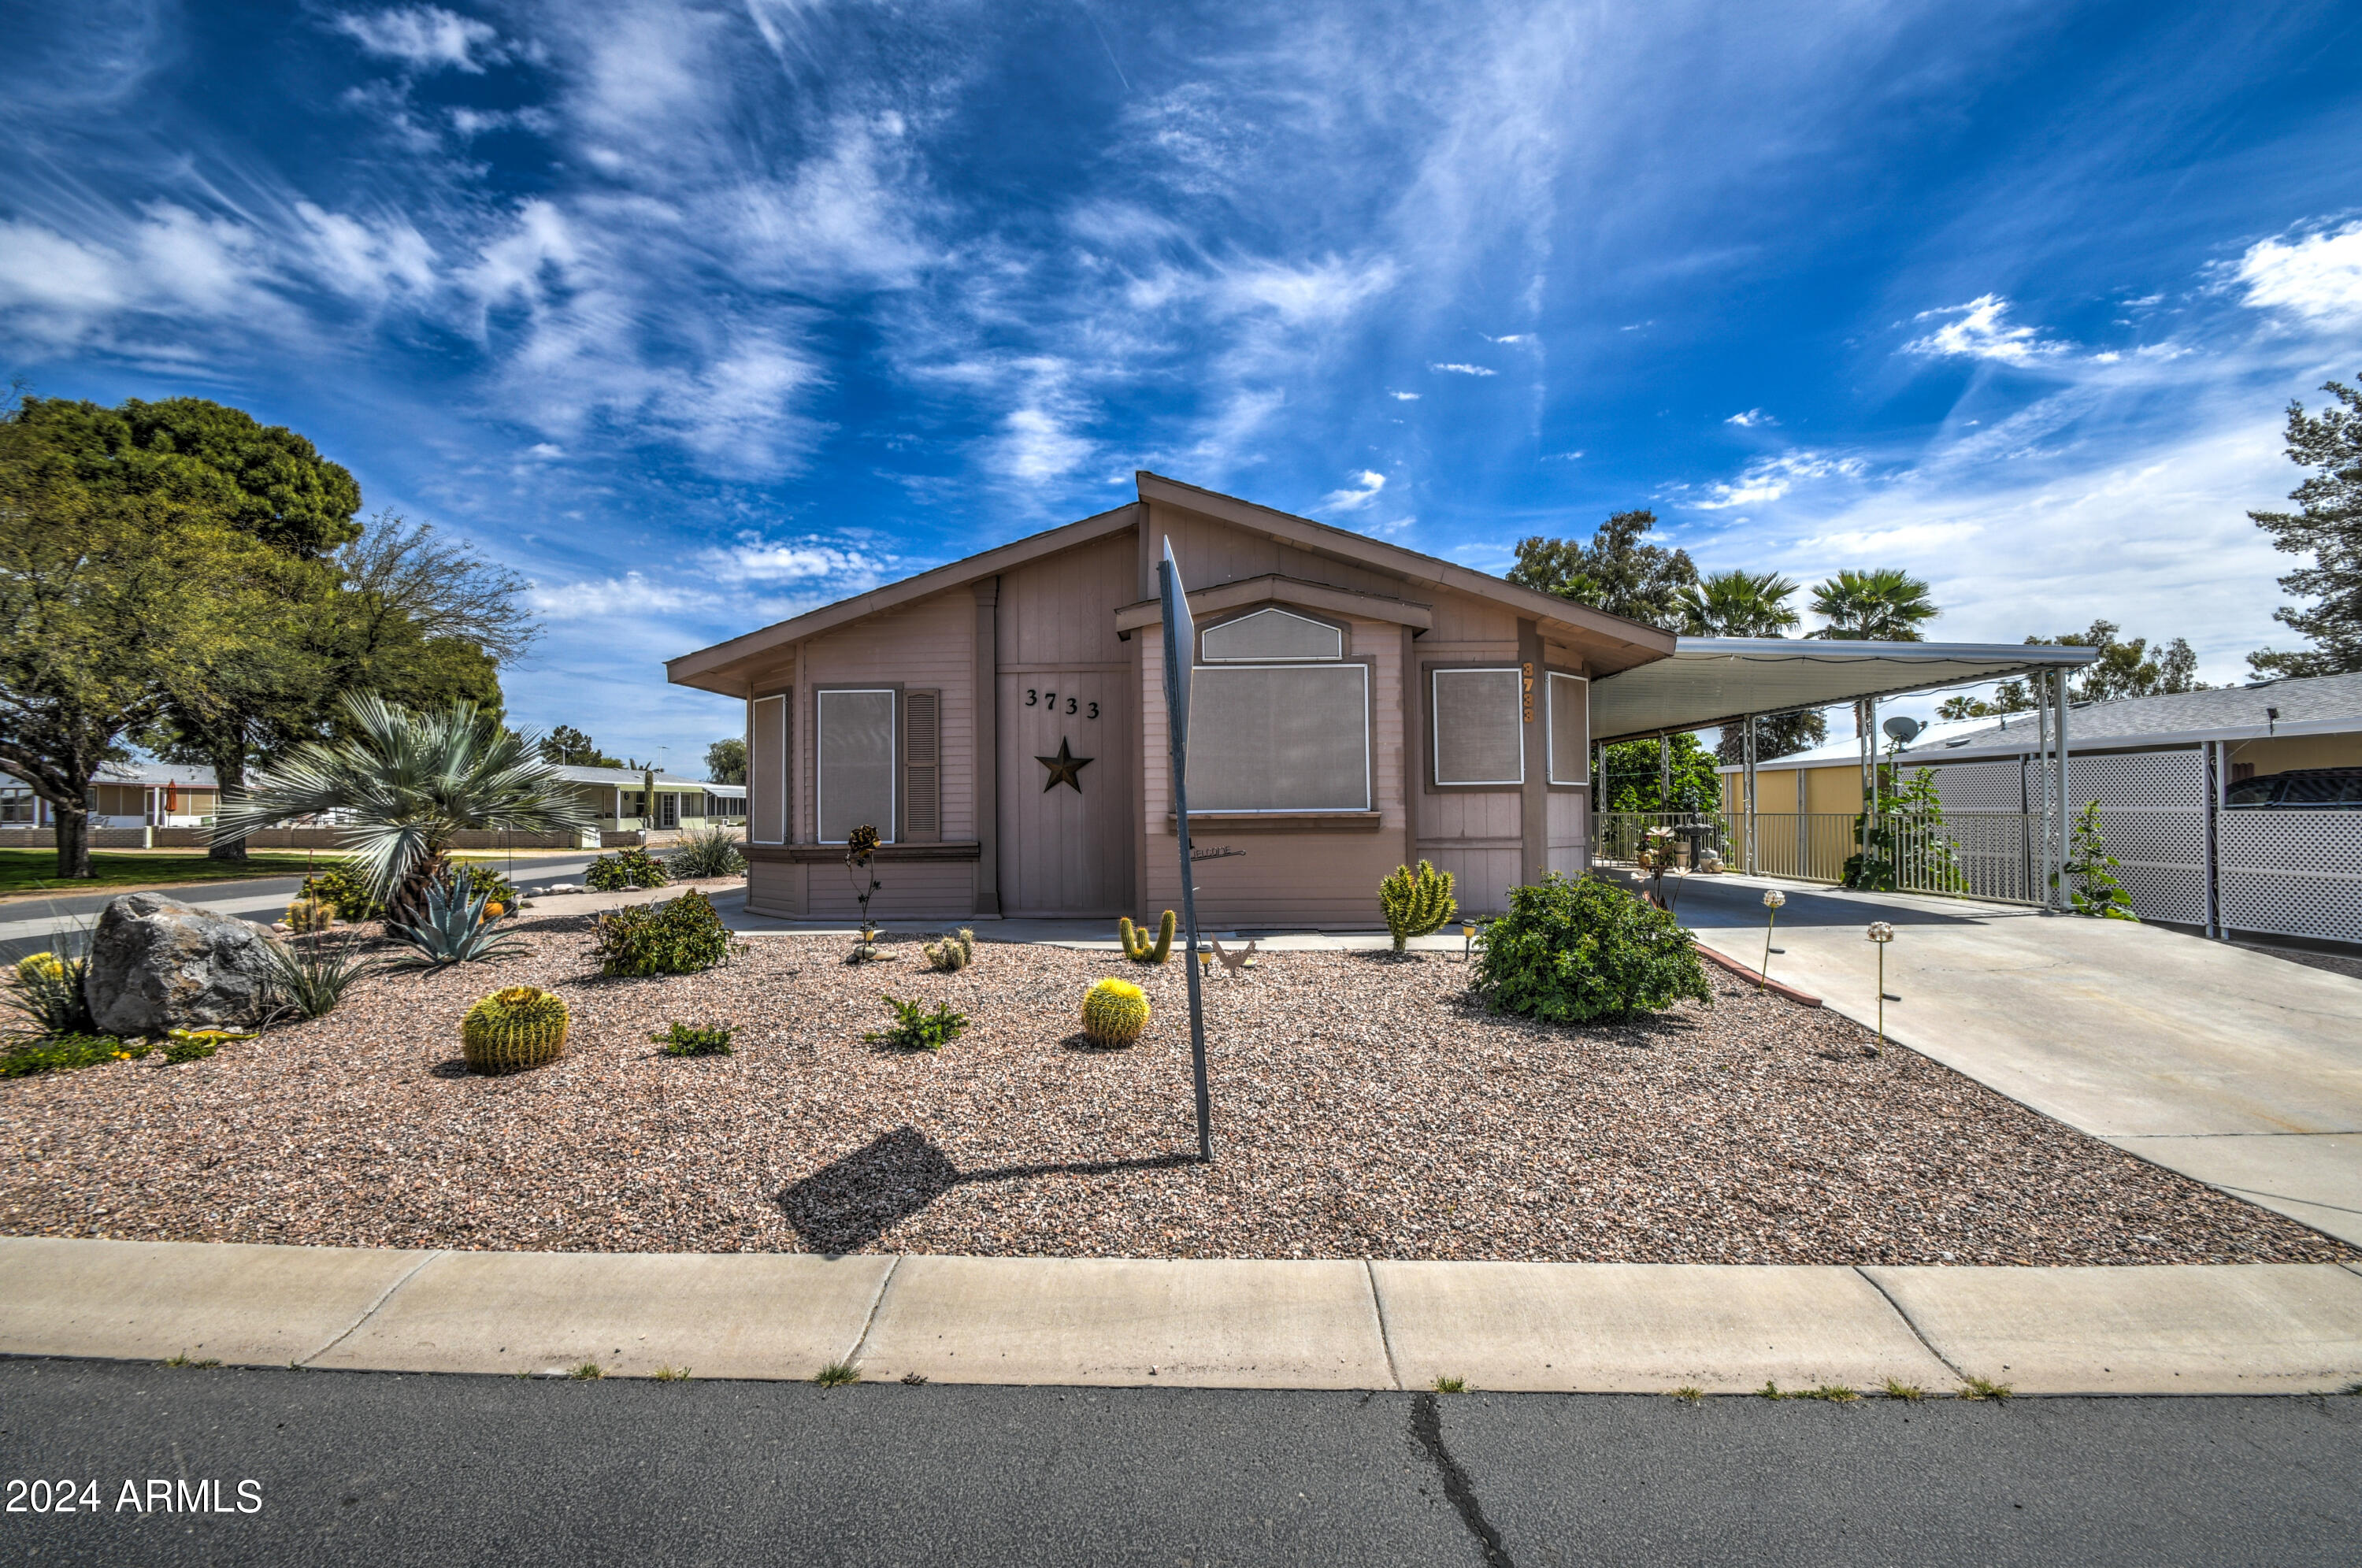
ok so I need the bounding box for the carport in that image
[1589,639,2101,906]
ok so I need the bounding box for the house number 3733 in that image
[1025,689,1098,719]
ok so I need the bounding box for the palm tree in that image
[1808,568,1938,642]
[1677,569,1803,637]
[221,695,591,925]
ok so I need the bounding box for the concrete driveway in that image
[1656,870,2362,1245]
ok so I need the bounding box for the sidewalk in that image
[3,1237,2357,1394]
[1652,871,2362,1247]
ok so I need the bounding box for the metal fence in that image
[1596,810,2048,906]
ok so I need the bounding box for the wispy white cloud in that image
[1903,294,2071,365]
[1318,469,1388,512]
[331,6,507,73]
[2233,220,2362,324]
[1429,361,1496,376]
[1388,390,1421,401]
[704,534,888,584]
[1725,407,1774,427]
[1682,450,1866,510]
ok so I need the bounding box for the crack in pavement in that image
[1409,1392,1514,1567]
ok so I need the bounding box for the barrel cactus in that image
[1081,977,1150,1047]
[460,984,571,1074]
[1379,860,1458,952]
[1118,910,1176,964]
[285,897,336,933]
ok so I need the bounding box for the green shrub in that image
[862,995,970,1051]
[592,889,731,977]
[259,932,383,1020]
[300,863,384,921]
[667,825,747,880]
[0,1034,146,1078]
[653,1021,733,1055]
[587,845,669,892]
[1471,873,1711,1024]
[454,862,521,915]
[162,1028,247,1063]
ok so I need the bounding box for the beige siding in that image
[798,591,976,843]
[1144,498,1407,602]
[746,859,808,917]
[1423,849,1522,916]
[999,532,1134,669]
[1546,788,1588,878]
[803,862,977,920]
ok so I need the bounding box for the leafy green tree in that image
[222,696,591,925]
[1509,510,1698,630]
[1594,732,1721,811]
[705,737,747,785]
[0,413,264,877]
[1677,569,1801,637]
[1937,620,2206,718]
[2248,376,2362,678]
[1715,711,1827,765]
[540,725,624,768]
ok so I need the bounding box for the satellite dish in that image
[1882,715,1923,745]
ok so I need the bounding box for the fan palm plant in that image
[1808,568,1938,643]
[1677,569,1803,637]
[220,695,591,926]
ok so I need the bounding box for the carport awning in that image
[1589,638,2101,743]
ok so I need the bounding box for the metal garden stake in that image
[1759,888,1785,979]
[1867,920,1895,1051]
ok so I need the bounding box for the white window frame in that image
[815,687,897,845]
[1431,666,1525,787]
[1546,671,1590,786]
[1186,661,1372,812]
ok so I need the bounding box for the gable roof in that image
[668,475,1677,694]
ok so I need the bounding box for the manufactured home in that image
[668,474,1676,925]
[668,473,2098,929]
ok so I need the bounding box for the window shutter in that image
[903,689,941,840]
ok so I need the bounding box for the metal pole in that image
[1658,735,1670,814]
[1743,716,1759,877]
[1159,544,1213,1163]
[2203,739,2221,939]
[2055,668,2072,910]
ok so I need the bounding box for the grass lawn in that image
[0,849,326,898]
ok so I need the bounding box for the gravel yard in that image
[2,910,2349,1265]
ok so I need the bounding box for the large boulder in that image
[84,892,279,1036]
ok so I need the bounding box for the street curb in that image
[3,1238,2356,1396]
[1695,943,1822,1007]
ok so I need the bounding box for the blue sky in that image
[6,0,2360,765]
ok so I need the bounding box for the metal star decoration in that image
[1036,736,1092,793]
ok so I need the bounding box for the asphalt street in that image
[2,1359,2356,1567]
[0,855,597,964]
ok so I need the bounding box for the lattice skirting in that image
[2219,811,2362,943]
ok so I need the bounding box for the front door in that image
[999,669,1132,916]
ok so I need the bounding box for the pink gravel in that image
[2,907,2349,1266]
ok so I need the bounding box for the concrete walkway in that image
[3,1237,2357,1395]
[1659,871,2362,1245]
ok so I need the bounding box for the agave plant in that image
[667,824,747,880]
[220,695,591,928]
[384,874,530,970]
[258,932,386,1019]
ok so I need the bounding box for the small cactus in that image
[923,929,975,971]
[1118,910,1176,964]
[285,897,336,933]
[1379,860,1458,952]
[1081,977,1150,1047]
[460,984,571,1075]
[13,951,65,986]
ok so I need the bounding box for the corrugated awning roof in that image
[1589,638,2101,743]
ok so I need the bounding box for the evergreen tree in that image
[2248,376,2362,678]
[1509,510,1698,630]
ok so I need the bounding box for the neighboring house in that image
[0,762,221,829]
[1719,673,2362,817]
[1718,673,2362,941]
[550,765,747,836]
